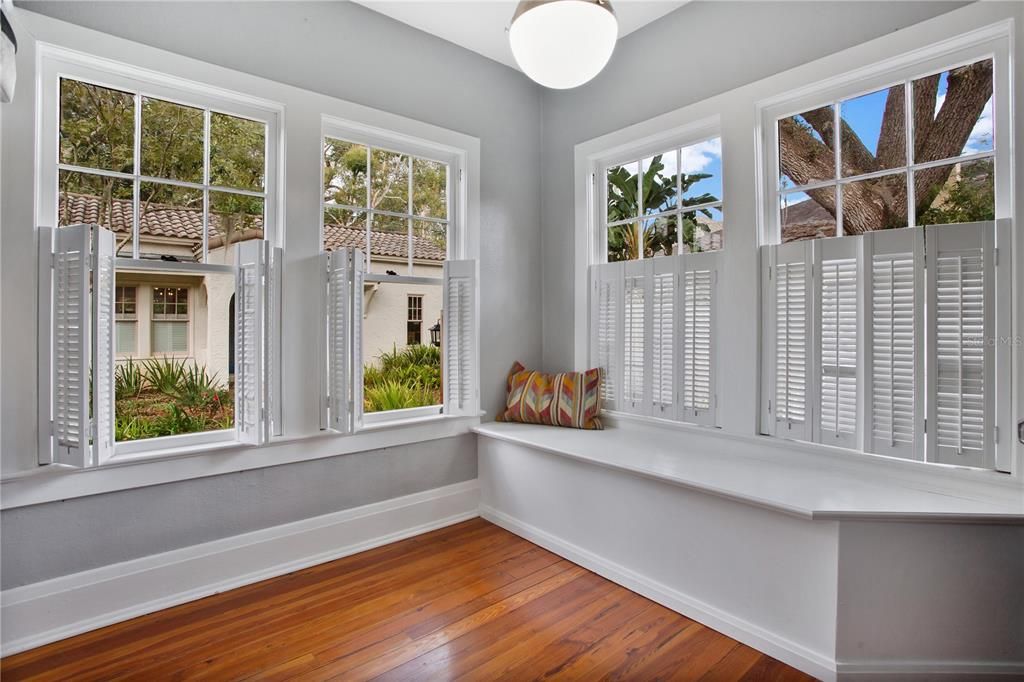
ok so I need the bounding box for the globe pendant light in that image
[509,0,618,90]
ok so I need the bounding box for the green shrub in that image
[142,357,187,395]
[114,358,144,401]
[174,363,222,407]
[364,380,438,412]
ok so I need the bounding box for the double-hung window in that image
[590,134,724,426]
[319,119,478,431]
[760,40,1013,472]
[36,47,283,467]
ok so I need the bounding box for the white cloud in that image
[680,138,722,174]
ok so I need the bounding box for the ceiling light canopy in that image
[509,0,618,90]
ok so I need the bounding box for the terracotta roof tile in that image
[59,192,446,261]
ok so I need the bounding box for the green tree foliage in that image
[606,154,719,261]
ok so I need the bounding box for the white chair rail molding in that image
[1,1,1023,681]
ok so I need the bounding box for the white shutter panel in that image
[681,252,718,426]
[92,227,116,466]
[992,219,1012,473]
[326,248,352,433]
[49,225,91,467]
[815,237,860,447]
[621,259,652,416]
[651,256,679,420]
[768,241,813,441]
[235,240,265,445]
[351,249,365,431]
[926,222,995,469]
[863,228,924,460]
[266,245,284,438]
[443,259,478,416]
[590,262,623,411]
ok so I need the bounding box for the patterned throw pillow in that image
[498,361,603,430]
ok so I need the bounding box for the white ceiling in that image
[352,0,689,70]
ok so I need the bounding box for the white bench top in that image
[474,422,1024,523]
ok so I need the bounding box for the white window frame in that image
[36,45,284,461]
[580,118,724,429]
[758,29,1012,246]
[756,27,1014,472]
[114,284,138,357]
[149,284,192,356]
[320,116,471,427]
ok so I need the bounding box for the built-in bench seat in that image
[474,421,1024,522]
[474,421,1024,681]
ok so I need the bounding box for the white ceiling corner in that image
[351,0,689,71]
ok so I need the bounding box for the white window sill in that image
[1,414,482,509]
[474,420,1024,523]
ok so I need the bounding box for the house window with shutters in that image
[36,48,283,467]
[319,118,477,430]
[759,40,1013,472]
[589,133,724,427]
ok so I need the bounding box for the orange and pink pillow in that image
[497,361,603,430]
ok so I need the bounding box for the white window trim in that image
[571,8,1020,492]
[35,44,284,462]
[755,23,1014,473]
[319,116,473,429]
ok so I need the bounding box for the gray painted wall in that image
[538,0,968,372]
[1,2,538,588]
[0,0,973,592]
[1,435,476,589]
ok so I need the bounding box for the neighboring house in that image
[60,192,445,382]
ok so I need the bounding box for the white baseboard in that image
[478,503,837,682]
[835,661,1024,681]
[1,479,480,656]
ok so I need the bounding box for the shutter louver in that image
[864,228,924,459]
[927,222,995,469]
[816,238,859,447]
[652,257,679,419]
[621,260,651,415]
[590,263,622,411]
[681,253,717,425]
[50,225,91,467]
[443,259,478,417]
[351,249,365,431]
[771,242,813,441]
[235,240,265,445]
[92,227,116,465]
[266,245,284,438]
[326,248,353,433]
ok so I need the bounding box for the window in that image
[38,51,282,467]
[151,286,190,354]
[319,121,477,430]
[589,134,723,427]
[761,50,1011,472]
[407,295,423,345]
[604,137,723,262]
[114,286,137,355]
[775,58,994,243]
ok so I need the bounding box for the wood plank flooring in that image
[0,518,816,681]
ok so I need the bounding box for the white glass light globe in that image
[509,0,618,90]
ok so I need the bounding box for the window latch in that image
[1017,419,1024,445]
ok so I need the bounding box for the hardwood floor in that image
[0,519,815,681]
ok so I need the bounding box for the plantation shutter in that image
[92,227,116,466]
[926,222,995,469]
[863,228,924,460]
[589,262,623,411]
[651,256,679,420]
[815,237,860,448]
[351,249,366,430]
[325,248,353,433]
[235,239,265,445]
[443,259,479,417]
[763,241,813,441]
[46,225,91,467]
[681,252,718,426]
[266,245,284,438]
[621,260,651,416]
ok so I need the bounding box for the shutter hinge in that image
[767,398,772,414]
[767,265,773,280]
[993,426,999,444]
[993,248,998,267]
[923,418,927,433]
